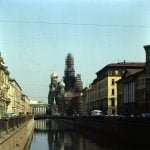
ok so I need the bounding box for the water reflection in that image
[30,119,150,150]
[30,119,106,150]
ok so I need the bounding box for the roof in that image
[106,62,145,67]
[9,78,22,90]
[96,62,145,75]
[125,68,144,75]
[30,99,47,104]
[117,68,145,83]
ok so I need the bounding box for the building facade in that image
[0,53,10,117]
[30,100,48,117]
[21,94,30,115]
[7,78,30,115]
[85,85,93,115]
[0,52,32,117]
[7,78,15,113]
[82,62,145,116]
[117,45,150,115]
[8,78,23,115]
[83,79,100,114]
[70,94,83,116]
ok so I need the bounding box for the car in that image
[139,113,150,118]
[91,110,103,116]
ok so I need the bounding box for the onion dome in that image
[51,72,58,79]
[59,79,65,88]
[67,53,73,59]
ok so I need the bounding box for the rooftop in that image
[125,68,144,75]
[107,62,145,67]
[96,62,145,75]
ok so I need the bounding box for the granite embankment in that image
[0,115,34,150]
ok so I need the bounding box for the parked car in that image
[91,110,103,116]
[139,113,150,118]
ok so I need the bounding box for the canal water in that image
[29,119,113,150]
[29,119,147,150]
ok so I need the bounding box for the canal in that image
[29,119,112,150]
[29,119,146,150]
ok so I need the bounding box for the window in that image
[122,70,125,74]
[115,70,118,75]
[108,70,112,75]
[112,89,115,95]
[112,109,115,115]
[112,79,115,85]
[111,98,115,106]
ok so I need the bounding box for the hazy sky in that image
[0,0,150,102]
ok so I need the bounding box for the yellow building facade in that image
[96,75,121,115]
[96,62,145,115]
[0,52,30,117]
[8,78,22,115]
[83,85,93,114]
[21,94,30,115]
[0,53,10,117]
[107,76,121,115]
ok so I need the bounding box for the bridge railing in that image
[0,115,33,138]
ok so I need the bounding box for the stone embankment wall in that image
[0,116,34,150]
[59,116,150,145]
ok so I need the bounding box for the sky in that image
[0,0,150,102]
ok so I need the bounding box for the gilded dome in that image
[51,72,58,79]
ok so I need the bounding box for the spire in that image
[64,53,76,91]
[65,53,75,77]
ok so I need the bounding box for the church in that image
[48,53,83,116]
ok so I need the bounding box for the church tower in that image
[64,53,76,91]
[75,74,83,92]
